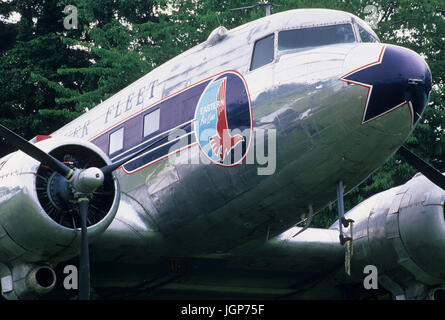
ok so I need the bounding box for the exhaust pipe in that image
[26,266,57,294]
[1,264,56,300]
[430,287,445,300]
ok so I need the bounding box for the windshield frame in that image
[353,19,380,43]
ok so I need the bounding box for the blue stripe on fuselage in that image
[91,80,210,172]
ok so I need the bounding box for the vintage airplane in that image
[0,7,440,300]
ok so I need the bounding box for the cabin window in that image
[357,24,379,43]
[143,108,160,137]
[109,127,124,155]
[250,34,275,71]
[278,24,355,50]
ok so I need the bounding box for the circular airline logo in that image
[194,71,252,166]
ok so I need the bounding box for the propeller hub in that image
[71,167,104,195]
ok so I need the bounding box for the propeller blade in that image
[0,124,73,178]
[398,146,445,190]
[77,198,90,300]
[100,121,192,175]
[100,134,169,175]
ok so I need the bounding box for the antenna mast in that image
[264,3,272,16]
[230,2,280,17]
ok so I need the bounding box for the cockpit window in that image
[357,23,379,43]
[278,23,355,51]
[250,34,275,71]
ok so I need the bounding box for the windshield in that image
[250,34,275,71]
[278,23,355,50]
[356,23,379,43]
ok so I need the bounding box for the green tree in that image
[0,0,88,149]
[52,0,167,111]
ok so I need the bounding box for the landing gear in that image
[292,204,314,237]
[337,180,355,275]
[337,180,354,245]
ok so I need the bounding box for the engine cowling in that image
[0,137,120,263]
[331,173,445,299]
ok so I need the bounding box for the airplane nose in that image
[341,44,432,125]
[387,45,432,124]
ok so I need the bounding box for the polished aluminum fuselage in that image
[47,9,416,261]
[0,8,436,300]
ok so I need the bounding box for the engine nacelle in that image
[332,173,445,299]
[0,137,120,263]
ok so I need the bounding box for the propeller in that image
[398,146,445,190]
[0,121,192,299]
[100,131,171,175]
[0,124,98,299]
[0,125,73,178]
[77,198,90,300]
